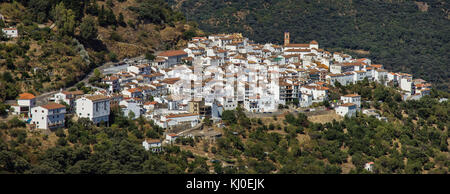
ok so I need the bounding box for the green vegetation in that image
[0,0,448,174]
[210,90,449,173]
[129,0,185,25]
[0,0,202,102]
[2,89,446,174]
[170,0,450,91]
[0,106,210,174]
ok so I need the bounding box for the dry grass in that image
[341,155,356,173]
[95,0,198,59]
[308,111,343,124]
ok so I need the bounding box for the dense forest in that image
[0,81,448,174]
[167,0,450,91]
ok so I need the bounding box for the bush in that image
[8,117,26,128]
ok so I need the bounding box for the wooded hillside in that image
[168,0,450,91]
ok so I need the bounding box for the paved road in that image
[244,106,327,118]
[34,55,146,106]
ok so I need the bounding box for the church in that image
[283,32,319,57]
[283,32,318,50]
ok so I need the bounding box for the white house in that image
[364,162,374,172]
[341,94,361,109]
[326,73,354,86]
[53,90,84,108]
[2,27,18,38]
[142,139,162,152]
[300,85,329,102]
[335,103,357,117]
[143,101,157,112]
[102,76,120,93]
[127,64,151,75]
[299,93,313,108]
[165,133,179,143]
[157,50,188,68]
[161,113,200,128]
[12,93,36,117]
[400,76,413,93]
[122,88,143,98]
[119,99,141,119]
[353,70,367,83]
[75,95,110,125]
[374,69,388,84]
[31,103,66,130]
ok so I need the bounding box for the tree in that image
[80,15,98,40]
[0,30,8,41]
[52,2,76,36]
[118,13,126,27]
[145,52,156,60]
[222,110,236,124]
[128,110,135,120]
[203,117,212,126]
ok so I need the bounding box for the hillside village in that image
[8,32,433,152]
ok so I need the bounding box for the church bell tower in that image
[284,31,290,46]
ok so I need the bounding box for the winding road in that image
[34,55,145,106]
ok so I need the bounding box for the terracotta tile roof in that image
[285,49,311,52]
[19,93,36,100]
[161,77,181,84]
[341,103,356,107]
[285,43,310,47]
[41,103,66,110]
[166,113,199,118]
[85,95,110,102]
[62,90,84,95]
[145,139,161,144]
[127,88,142,93]
[343,94,360,97]
[144,101,157,105]
[371,64,383,69]
[103,76,119,81]
[158,50,187,57]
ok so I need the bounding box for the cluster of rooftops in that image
[9,32,432,130]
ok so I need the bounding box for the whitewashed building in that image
[75,95,110,125]
[336,103,357,117]
[341,94,361,109]
[142,139,162,152]
[2,27,18,38]
[53,90,84,108]
[119,99,141,119]
[31,103,66,130]
[165,133,179,143]
[299,93,313,108]
[12,93,36,117]
[160,113,200,128]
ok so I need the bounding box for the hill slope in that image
[168,0,450,91]
[0,0,202,100]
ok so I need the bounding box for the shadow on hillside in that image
[80,39,109,52]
